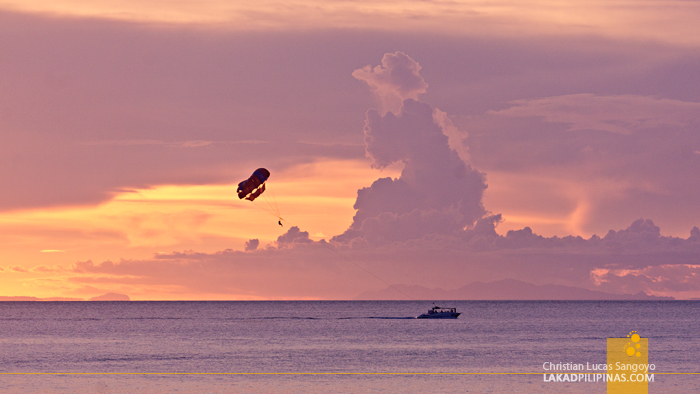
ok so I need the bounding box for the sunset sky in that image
[2,0,700,300]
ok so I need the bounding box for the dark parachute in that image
[237,168,270,201]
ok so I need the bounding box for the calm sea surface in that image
[1,301,698,393]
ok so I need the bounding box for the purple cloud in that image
[244,239,259,251]
[352,51,428,113]
[490,94,700,134]
[276,226,313,247]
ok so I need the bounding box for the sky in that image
[1,0,700,300]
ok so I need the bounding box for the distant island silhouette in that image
[89,293,131,301]
[0,293,131,301]
[355,279,674,300]
[0,296,84,301]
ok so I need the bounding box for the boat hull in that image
[416,312,461,319]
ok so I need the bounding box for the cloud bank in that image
[55,217,700,299]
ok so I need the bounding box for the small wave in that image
[85,355,195,363]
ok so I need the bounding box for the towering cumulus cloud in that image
[335,53,486,244]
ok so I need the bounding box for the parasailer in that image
[237,168,283,225]
[237,168,270,201]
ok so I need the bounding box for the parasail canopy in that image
[237,168,270,201]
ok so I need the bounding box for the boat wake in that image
[240,316,417,320]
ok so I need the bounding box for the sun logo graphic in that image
[625,331,643,357]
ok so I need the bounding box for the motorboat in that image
[416,305,460,319]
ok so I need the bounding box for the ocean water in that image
[0,301,698,393]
